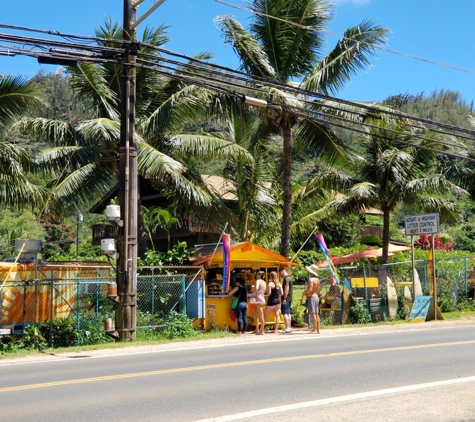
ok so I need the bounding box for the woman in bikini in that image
[252,270,267,335]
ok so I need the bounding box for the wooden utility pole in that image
[116,0,166,341]
[117,0,138,341]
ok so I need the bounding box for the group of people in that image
[226,268,293,335]
[227,264,342,335]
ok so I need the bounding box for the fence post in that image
[464,257,468,298]
[77,278,81,345]
[182,275,186,315]
[49,278,53,348]
[152,276,155,316]
[363,265,370,312]
[23,281,27,331]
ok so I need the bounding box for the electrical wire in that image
[2,25,475,158]
[2,26,475,144]
[134,53,475,151]
[215,0,475,76]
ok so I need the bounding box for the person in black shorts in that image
[280,268,293,333]
[264,271,283,333]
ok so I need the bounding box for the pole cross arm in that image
[131,0,166,30]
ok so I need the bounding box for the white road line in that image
[192,376,475,422]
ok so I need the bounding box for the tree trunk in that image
[381,208,391,264]
[280,123,292,258]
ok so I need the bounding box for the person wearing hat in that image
[302,264,321,334]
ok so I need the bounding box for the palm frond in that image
[251,0,330,80]
[51,163,117,209]
[303,19,389,94]
[0,75,44,127]
[169,134,253,161]
[67,63,119,120]
[13,117,77,146]
[215,14,276,79]
[0,142,48,208]
[294,115,348,165]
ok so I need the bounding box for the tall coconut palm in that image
[15,20,252,254]
[0,75,46,208]
[304,118,467,263]
[216,0,389,257]
[219,112,279,243]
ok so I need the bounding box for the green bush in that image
[0,325,48,353]
[79,318,113,345]
[348,300,371,324]
[396,288,409,320]
[39,318,78,347]
[159,311,198,339]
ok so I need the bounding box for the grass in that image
[0,328,235,360]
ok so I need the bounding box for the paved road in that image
[1,319,475,421]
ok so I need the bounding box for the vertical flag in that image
[222,234,231,292]
[315,234,340,284]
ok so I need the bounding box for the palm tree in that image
[0,75,46,208]
[216,0,389,257]
[15,20,252,254]
[219,111,279,243]
[142,205,181,250]
[307,119,467,263]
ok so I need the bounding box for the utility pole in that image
[117,0,166,341]
[117,0,138,341]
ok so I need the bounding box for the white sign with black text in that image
[404,213,439,236]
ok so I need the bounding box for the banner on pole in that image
[222,234,230,292]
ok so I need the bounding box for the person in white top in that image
[251,270,266,335]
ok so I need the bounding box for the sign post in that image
[404,213,439,320]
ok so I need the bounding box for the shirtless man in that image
[301,264,321,334]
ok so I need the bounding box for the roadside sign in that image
[408,296,432,322]
[404,213,439,236]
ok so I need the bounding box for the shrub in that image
[159,311,198,339]
[79,318,113,345]
[39,318,78,347]
[348,300,371,324]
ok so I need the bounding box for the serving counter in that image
[205,294,281,331]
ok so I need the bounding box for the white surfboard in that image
[413,268,423,297]
[387,276,398,319]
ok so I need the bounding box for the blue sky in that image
[1,0,475,105]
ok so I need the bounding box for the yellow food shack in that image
[190,242,297,331]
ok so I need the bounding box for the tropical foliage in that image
[216,0,389,257]
[0,76,47,209]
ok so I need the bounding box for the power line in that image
[2,24,475,159]
[2,23,475,141]
[215,0,475,76]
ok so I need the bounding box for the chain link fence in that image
[1,259,470,342]
[301,256,470,326]
[1,265,205,345]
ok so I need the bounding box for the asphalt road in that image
[1,320,475,422]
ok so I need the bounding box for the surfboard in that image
[387,276,398,319]
[413,268,423,297]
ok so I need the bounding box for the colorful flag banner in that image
[222,234,231,292]
[315,234,340,284]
